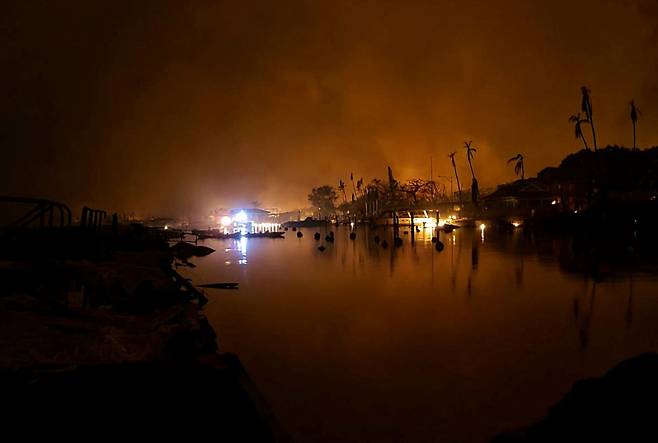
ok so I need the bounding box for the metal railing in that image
[1,196,72,228]
[80,206,107,230]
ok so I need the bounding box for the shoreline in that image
[0,224,284,440]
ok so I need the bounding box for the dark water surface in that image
[181,227,658,442]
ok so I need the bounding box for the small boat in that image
[197,282,239,290]
[171,241,215,258]
[245,231,285,239]
[192,229,240,240]
[442,223,460,233]
[283,218,330,228]
[207,231,241,240]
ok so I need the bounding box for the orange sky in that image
[2,0,658,216]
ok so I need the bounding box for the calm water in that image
[180,227,658,442]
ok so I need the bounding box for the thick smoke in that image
[1,0,657,216]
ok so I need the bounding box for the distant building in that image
[228,208,274,223]
[482,179,558,218]
[277,208,315,222]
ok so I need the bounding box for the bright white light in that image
[164,225,168,230]
[235,210,248,222]
[253,222,280,232]
[437,219,446,227]
[479,223,486,230]
[238,236,247,263]
[512,221,521,228]
[350,222,355,228]
[220,216,232,226]
[414,217,436,226]
[551,200,557,205]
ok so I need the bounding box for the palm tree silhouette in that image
[630,100,640,149]
[356,177,364,197]
[464,141,477,178]
[338,179,347,203]
[580,86,597,151]
[350,172,356,198]
[507,154,525,180]
[448,152,462,206]
[569,113,589,150]
[464,141,479,205]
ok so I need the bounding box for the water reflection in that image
[237,236,248,264]
[183,226,658,443]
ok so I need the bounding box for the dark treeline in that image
[538,145,658,200]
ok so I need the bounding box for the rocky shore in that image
[0,224,284,440]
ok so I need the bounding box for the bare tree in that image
[401,179,432,206]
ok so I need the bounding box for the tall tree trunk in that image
[580,132,589,150]
[633,121,636,149]
[452,165,462,206]
[590,119,598,151]
[471,178,479,207]
[468,157,479,207]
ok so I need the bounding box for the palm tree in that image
[350,172,357,198]
[580,86,597,151]
[507,154,525,180]
[630,100,640,149]
[356,177,364,197]
[448,152,462,205]
[464,141,477,178]
[464,141,480,205]
[338,179,347,203]
[569,113,589,150]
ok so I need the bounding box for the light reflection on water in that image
[237,236,248,264]
[181,226,658,443]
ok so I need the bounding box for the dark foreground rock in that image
[0,224,284,440]
[493,353,658,442]
[0,353,285,440]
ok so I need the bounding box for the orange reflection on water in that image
[182,227,658,442]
